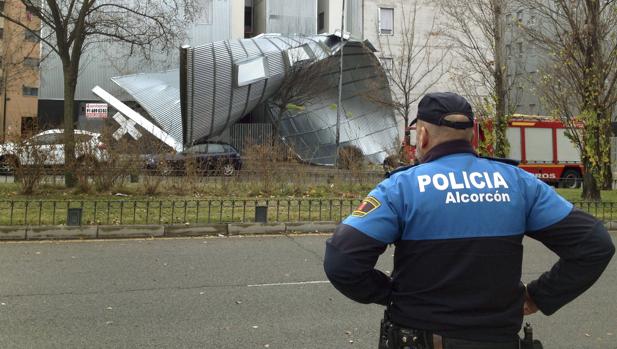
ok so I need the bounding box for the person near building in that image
[323,92,615,349]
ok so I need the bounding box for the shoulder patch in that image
[479,156,520,166]
[385,163,419,178]
[352,196,381,217]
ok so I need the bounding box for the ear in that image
[420,126,429,148]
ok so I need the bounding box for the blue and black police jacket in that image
[324,140,614,342]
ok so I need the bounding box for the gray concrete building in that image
[503,5,544,116]
[37,0,245,129]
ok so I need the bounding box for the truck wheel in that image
[560,169,582,189]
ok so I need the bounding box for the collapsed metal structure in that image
[102,33,398,166]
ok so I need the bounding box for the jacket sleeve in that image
[323,223,392,305]
[526,208,615,315]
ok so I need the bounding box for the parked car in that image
[144,142,242,176]
[0,129,108,174]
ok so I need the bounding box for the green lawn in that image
[1,180,616,226]
[556,188,617,202]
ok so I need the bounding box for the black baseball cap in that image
[410,92,474,129]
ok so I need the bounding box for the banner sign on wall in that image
[85,103,108,119]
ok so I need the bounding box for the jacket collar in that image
[420,139,477,164]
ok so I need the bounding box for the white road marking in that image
[247,280,330,287]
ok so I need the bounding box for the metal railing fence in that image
[0,199,616,226]
[0,198,364,226]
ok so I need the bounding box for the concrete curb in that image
[286,221,338,234]
[164,224,227,237]
[98,225,165,239]
[0,221,338,241]
[605,221,617,230]
[27,226,97,240]
[228,223,286,235]
[0,226,27,240]
[0,221,614,242]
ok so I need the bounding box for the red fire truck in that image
[397,115,584,188]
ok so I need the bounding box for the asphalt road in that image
[0,234,615,349]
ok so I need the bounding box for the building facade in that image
[0,0,41,141]
[252,0,317,36]
[504,5,543,116]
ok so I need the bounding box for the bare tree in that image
[370,1,450,155]
[518,0,616,200]
[440,0,518,158]
[0,0,199,187]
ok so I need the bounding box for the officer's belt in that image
[386,323,521,349]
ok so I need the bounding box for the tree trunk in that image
[63,68,77,187]
[580,1,602,199]
[403,115,410,145]
[602,120,613,189]
[582,170,601,201]
[492,0,508,158]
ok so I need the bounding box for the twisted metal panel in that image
[114,34,397,165]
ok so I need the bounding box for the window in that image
[208,144,225,153]
[506,44,511,57]
[517,42,523,57]
[285,45,314,67]
[25,4,37,20]
[235,56,267,87]
[22,86,39,96]
[25,29,40,42]
[32,133,60,145]
[0,1,5,13]
[318,12,325,32]
[379,8,394,35]
[244,0,253,34]
[186,144,208,153]
[516,10,523,22]
[21,117,37,137]
[24,57,40,67]
[506,14,512,26]
[380,57,393,72]
[223,144,237,153]
[0,28,4,40]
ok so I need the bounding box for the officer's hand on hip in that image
[523,287,539,315]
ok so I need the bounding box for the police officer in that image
[323,92,615,349]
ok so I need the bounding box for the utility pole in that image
[1,74,7,143]
[335,0,346,167]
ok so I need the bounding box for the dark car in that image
[145,142,242,176]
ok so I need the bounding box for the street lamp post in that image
[335,0,346,167]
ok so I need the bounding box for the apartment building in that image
[503,6,543,115]
[0,0,41,141]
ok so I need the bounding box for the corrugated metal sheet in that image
[182,33,398,165]
[111,70,183,144]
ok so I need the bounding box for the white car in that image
[0,129,108,173]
